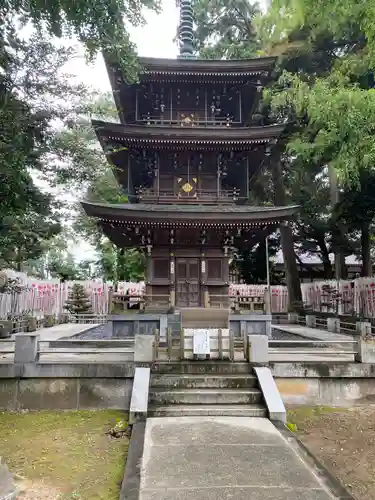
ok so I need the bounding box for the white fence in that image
[300,278,375,317]
[2,269,375,319]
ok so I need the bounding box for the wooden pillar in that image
[169,251,176,308]
[239,90,242,123]
[135,89,139,122]
[146,252,153,309]
[170,87,173,122]
[201,253,209,307]
[246,156,250,199]
[216,154,221,199]
[156,151,160,197]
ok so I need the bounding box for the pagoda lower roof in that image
[82,201,299,227]
[93,121,284,148]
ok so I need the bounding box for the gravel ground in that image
[289,406,375,500]
[70,323,306,341]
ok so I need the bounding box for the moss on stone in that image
[0,410,129,500]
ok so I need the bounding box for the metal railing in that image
[136,188,239,204]
[269,339,358,356]
[0,339,15,354]
[37,338,134,359]
[287,313,375,337]
[153,327,249,362]
[68,314,108,324]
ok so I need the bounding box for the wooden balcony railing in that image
[137,108,241,128]
[137,188,240,204]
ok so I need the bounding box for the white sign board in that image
[193,329,210,355]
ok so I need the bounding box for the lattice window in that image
[208,259,222,280]
[153,259,169,279]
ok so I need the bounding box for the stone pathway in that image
[11,323,99,341]
[272,324,354,342]
[136,417,335,500]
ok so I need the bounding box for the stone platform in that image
[110,311,271,337]
[126,417,336,500]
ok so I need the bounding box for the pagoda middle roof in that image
[92,120,284,148]
[82,201,299,226]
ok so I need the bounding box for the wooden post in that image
[218,328,223,359]
[169,251,175,309]
[242,323,248,361]
[153,328,160,361]
[229,329,235,361]
[203,288,210,308]
[107,287,113,314]
[180,327,185,360]
[167,327,172,360]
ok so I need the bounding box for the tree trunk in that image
[361,221,372,276]
[271,156,302,310]
[318,240,333,278]
[329,165,347,279]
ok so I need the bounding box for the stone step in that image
[181,308,229,329]
[148,404,267,418]
[149,388,263,405]
[152,361,252,374]
[182,320,229,328]
[151,374,258,389]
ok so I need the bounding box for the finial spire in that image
[177,0,195,59]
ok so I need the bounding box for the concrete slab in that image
[270,324,355,361]
[130,367,150,423]
[9,323,98,342]
[34,323,99,341]
[269,350,354,362]
[139,417,334,500]
[272,324,354,342]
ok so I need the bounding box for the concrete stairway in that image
[180,308,229,329]
[148,362,267,417]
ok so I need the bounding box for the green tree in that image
[259,0,375,278]
[1,0,160,274]
[233,236,283,284]
[192,0,261,59]
[65,283,92,315]
[1,0,160,80]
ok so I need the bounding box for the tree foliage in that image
[192,0,261,59]
[64,283,92,315]
[1,0,160,80]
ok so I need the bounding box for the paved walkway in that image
[272,323,354,342]
[11,323,99,341]
[270,324,356,361]
[138,417,334,500]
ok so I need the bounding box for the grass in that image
[287,405,344,430]
[0,410,129,500]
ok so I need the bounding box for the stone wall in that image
[0,363,134,411]
[1,359,375,410]
[271,362,375,406]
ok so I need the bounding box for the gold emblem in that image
[181,182,193,193]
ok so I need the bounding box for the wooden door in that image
[176,258,200,306]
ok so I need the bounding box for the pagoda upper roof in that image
[81,201,299,226]
[105,54,277,81]
[92,120,284,149]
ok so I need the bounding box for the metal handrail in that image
[0,338,15,354]
[269,340,357,344]
[137,188,240,203]
[40,339,134,344]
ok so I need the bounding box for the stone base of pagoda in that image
[108,311,271,340]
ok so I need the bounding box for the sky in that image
[65,1,180,260]
[66,1,180,93]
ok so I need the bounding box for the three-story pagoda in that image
[82,1,298,318]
